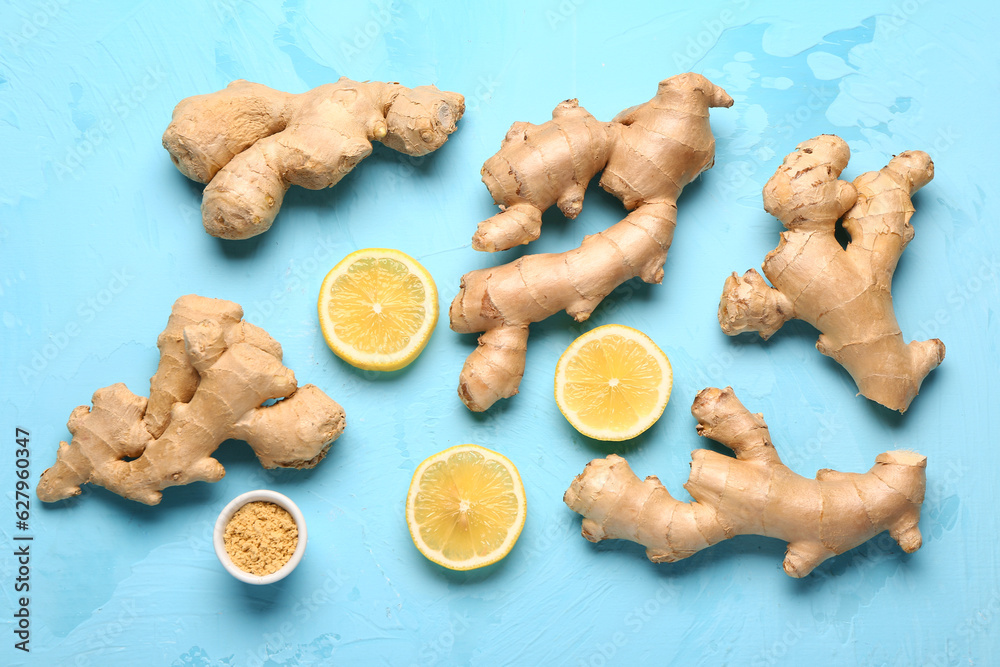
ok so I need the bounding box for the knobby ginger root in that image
[163,78,464,240]
[565,387,926,577]
[718,135,944,412]
[37,295,345,505]
[450,73,733,411]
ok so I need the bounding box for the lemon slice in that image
[318,248,438,371]
[555,324,673,441]
[406,444,526,571]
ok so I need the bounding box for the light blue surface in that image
[2,1,998,664]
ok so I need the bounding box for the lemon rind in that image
[318,248,439,371]
[405,444,527,571]
[554,324,673,442]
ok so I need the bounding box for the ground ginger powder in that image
[224,501,298,576]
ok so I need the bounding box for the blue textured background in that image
[2,1,998,664]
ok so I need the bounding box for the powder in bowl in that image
[223,501,298,576]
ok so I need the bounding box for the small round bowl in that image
[213,489,307,585]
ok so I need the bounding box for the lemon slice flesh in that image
[555,324,673,441]
[318,248,438,371]
[406,444,526,571]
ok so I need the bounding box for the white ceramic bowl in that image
[213,489,307,585]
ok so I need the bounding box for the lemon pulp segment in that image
[326,257,426,354]
[562,334,663,430]
[318,248,438,371]
[406,445,526,570]
[555,325,672,441]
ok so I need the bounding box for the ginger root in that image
[37,295,345,505]
[163,78,464,240]
[718,135,944,412]
[565,387,926,577]
[450,73,733,411]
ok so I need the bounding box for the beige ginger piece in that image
[565,387,926,577]
[37,295,345,505]
[224,501,298,576]
[163,78,464,240]
[718,135,944,412]
[473,99,614,252]
[451,73,733,411]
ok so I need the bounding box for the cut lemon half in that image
[318,248,438,371]
[406,444,526,571]
[555,324,672,441]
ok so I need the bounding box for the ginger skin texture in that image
[565,387,926,577]
[163,78,464,240]
[37,295,345,505]
[718,135,944,412]
[450,73,733,411]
